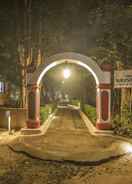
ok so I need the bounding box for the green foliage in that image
[1,1,132,117]
[1,1,132,86]
[71,99,80,107]
[112,106,132,137]
[40,104,56,124]
[0,168,7,177]
[69,100,97,125]
[112,114,122,128]
[121,104,132,124]
[40,105,50,123]
[83,104,96,125]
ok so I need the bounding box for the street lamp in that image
[63,68,71,79]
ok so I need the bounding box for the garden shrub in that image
[40,103,57,124]
[112,106,132,137]
[71,99,80,107]
[83,104,96,125]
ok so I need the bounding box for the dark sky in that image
[0,0,132,56]
[0,0,132,84]
[0,0,132,62]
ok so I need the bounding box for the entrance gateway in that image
[27,52,112,130]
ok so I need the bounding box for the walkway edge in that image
[21,109,57,136]
[79,109,132,144]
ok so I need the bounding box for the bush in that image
[121,105,132,124]
[112,112,132,137]
[71,99,80,107]
[40,104,56,124]
[83,104,96,125]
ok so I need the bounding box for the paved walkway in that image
[9,107,132,162]
[49,107,87,130]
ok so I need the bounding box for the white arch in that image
[28,52,110,85]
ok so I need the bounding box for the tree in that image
[0,0,132,112]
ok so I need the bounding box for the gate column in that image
[96,64,112,130]
[26,84,40,128]
[96,83,112,130]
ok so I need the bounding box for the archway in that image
[27,52,112,130]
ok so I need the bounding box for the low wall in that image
[0,94,9,106]
[0,108,27,130]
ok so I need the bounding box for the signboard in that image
[114,70,132,88]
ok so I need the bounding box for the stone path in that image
[49,107,87,130]
[9,106,132,162]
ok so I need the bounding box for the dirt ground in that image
[0,144,132,184]
[0,107,132,184]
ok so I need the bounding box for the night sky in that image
[0,0,132,57]
[0,0,132,98]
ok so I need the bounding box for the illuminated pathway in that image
[49,107,87,130]
[10,106,132,162]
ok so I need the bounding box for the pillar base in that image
[26,119,40,129]
[96,122,112,130]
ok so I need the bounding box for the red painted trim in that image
[26,120,40,128]
[100,64,112,71]
[97,84,111,89]
[96,122,112,130]
[96,94,99,120]
[101,91,109,121]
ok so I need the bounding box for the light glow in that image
[37,58,100,85]
[63,68,71,79]
[122,143,132,153]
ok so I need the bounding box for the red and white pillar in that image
[96,83,112,130]
[26,84,40,128]
[96,64,112,130]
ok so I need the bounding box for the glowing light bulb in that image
[63,68,71,79]
[121,143,132,153]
